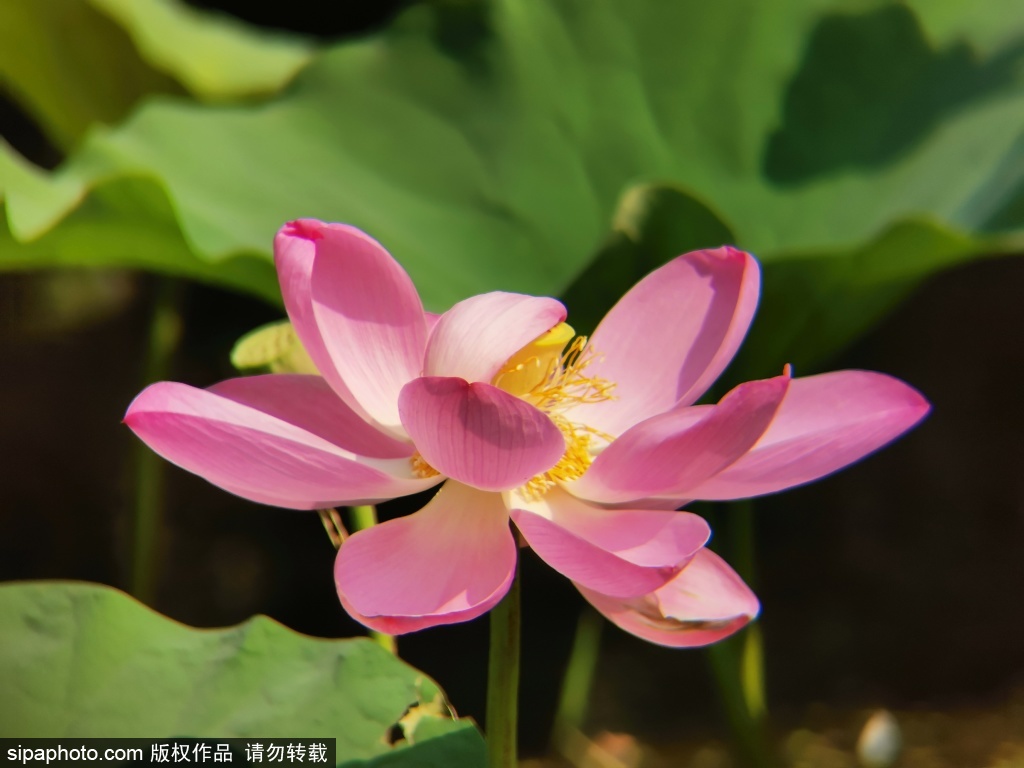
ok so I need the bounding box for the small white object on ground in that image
[856,709,902,768]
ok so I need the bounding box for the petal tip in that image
[686,244,756,269]
[713,244,748,260]
[577,548,761,648]
[278,218,326,242]
[122,381,172,424]
[861,370,932,425]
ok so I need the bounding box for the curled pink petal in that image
[424,292,566,382]
[569,247,759,436]
[210,374,412,459]
[510,489,709,598]
[684,370,930,500]
[274,221,373,424]
[569,374,789,504]
[578,549,760,648]
[124,381,438,509]
[294,221,427,432]
[335,482,516,634]
[399,377,565,492]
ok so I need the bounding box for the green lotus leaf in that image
[90,0,313,101]
[2,0,1022,314]
[0,581,484,767]
[563,183,1022,383]
[734,217,1023,378]
[0,0,312,149]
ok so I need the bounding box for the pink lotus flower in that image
[125,219,929,646]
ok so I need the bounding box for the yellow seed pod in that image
[493,322,575,396]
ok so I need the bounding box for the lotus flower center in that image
[494,322,615,498]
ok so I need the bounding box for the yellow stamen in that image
[493,322,576,396]
[519,415,610,500]
[494,324,616,499]
[525,333,616,413]
[411,452,440,478]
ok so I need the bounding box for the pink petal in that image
[274,221,375,426]
[210,374,412,459]
[276,218,428,434]
[424,292,566,383]
[578,549,760,648]
[684,370,930,500]
[124,380,439,510]
[285,220,428,433]
[569,374,790,504]
[424,311,442,335]
[335,482,516,634]
[569,248,759,437]
[399,377,565,492]
[509,489,709,598]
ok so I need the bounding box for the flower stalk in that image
[348,504,379,534]
[130,279,182,603]
[708,501,772,768]
[486,557,521,768]
[346,505,396,655]
[551,606,604,762]
[317,508,346,548]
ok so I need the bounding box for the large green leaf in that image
[0,149,281,303]
[3,0,1023,310]
[563,184,1023,387]
[733,218,1023,379]
[0,0,312,148]
[89,0,314,101]
[0,582,484,767]
[561,183,736,337]
[0,0,177,150]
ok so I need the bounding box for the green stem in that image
[130,279,182,603]
[487,559,521,768]
[707,500,773,768]
[349,504,378,532]
[552,606,603,757]
[347,505,396,654]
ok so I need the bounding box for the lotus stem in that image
[348,504,378,533]
[130,279,182,603]
[708,500,773,767]
[346,505,396,654]
[552,605,603,759]
[487,558,521,768]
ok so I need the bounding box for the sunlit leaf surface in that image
[0,0,311,148]
[2,0,1022,312]
[0,582,484,767]
[562,185,1023,382]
